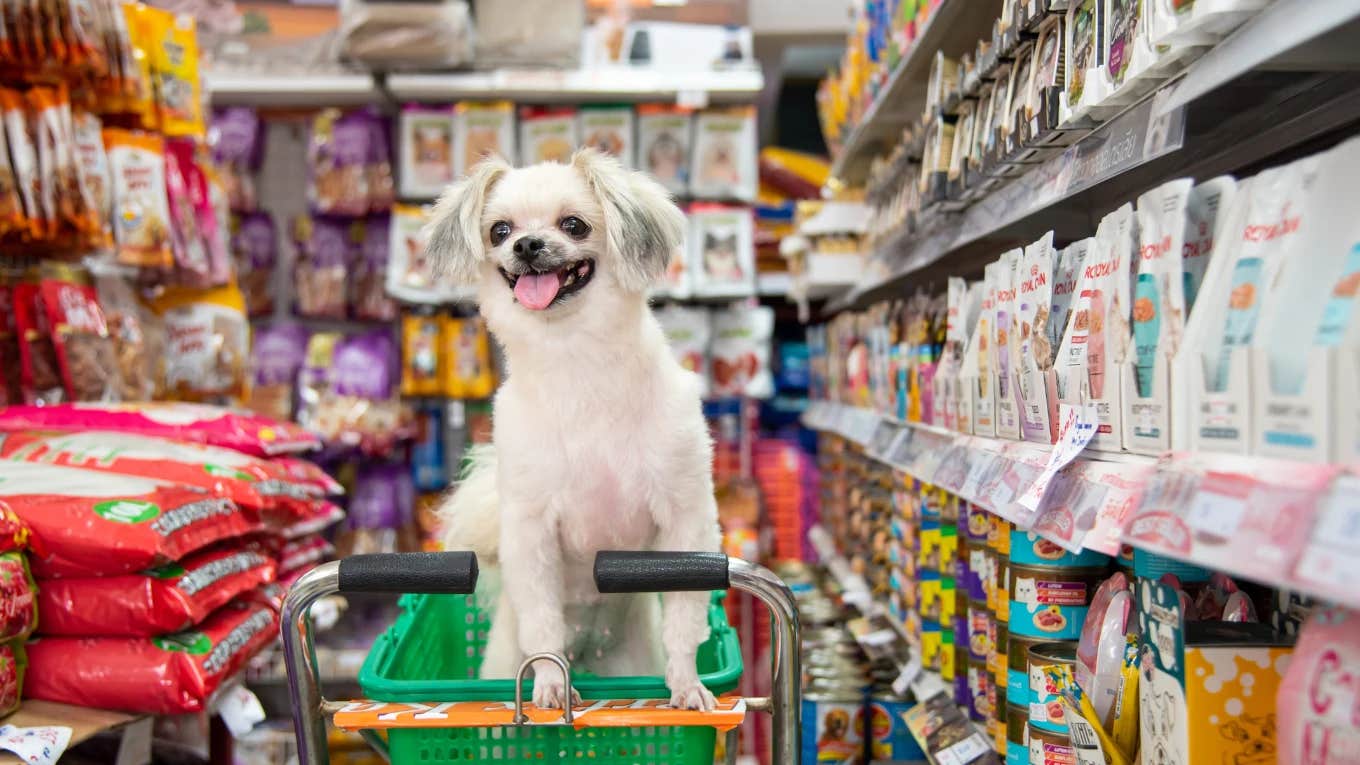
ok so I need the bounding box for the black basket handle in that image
[593,551,730,593]
[337,552,479,594]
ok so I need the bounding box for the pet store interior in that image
[0,0,1356,763]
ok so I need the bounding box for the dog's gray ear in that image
[572,148,686,292]
[424,156,511,283]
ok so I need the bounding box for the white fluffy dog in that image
[428,149,722,711]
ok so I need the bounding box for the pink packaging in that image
[1277,606,1360,763]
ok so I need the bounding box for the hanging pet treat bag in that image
[710,306,774,399]
[398,105,455,199]
[690,106,757,202]
[93,263,159,402]
[0,461,258,578]
[41,268,118,402]
[150,282,249,402]
[440,315,495,399]
[14,277,64,405]
[292,214,354,319]
[233,211,277,317]
[637,104,691,195]
[400,313,443,398]
[295,332,339,437]
[518,106,578,165]
[353,215,397,321]
[104,128,173,269]
[689,203,755,297]
[0,99,22,236]
[309,109,370,217]
[387,203,457,303]
[210,107,262,212]
[24,89,60,238]
[364,109,395,213]
[246,322,310,422]
[2,89,39,238]
[37,545,276,637]
[72,110,111,240]
[148,9,203,137]
[25,597,279,714]
[578,105,635,167]
[454,101,515,173]
[164,137,210,283]
[655,305,712,398]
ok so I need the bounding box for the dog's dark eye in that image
[559,216,590,239]
[489,221,512,246]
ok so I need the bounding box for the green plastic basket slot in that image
[357,591,742,764]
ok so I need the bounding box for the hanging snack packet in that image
[201,164,234,286]
[0,273,21,406]
[454,101,515,172]
[364,109,395,213]
[150,282,249,401]
[119,0,159,131]
[13,276,63,404]
[25,597,278,714]
[92,263,158,401]
[292,214,353,319]
[690,106,758,202]
[440,315,495,399]
[353,215,397,321]
[399,105,454,199]
[2,90,39,238]
[41,267,118,402]
[104,128,173,268]
[0,99,22,236]
[637,104,691,195]
[655,305,712,397]
[578,105,635,167]
[400,313,442,397]
[295,331,339,437]
[72,110,111,241]
[148,10,203,136]
[308,109,370,217]
[209,107,261,212]
[36,545,276,636]
[317,330,409,453]
[0,402,320,456]
[164,137,210,282]
[54,89,100,240]
[246,322,310,423]
[24,89,60,238]
[518,106,578,164]
[710,306,774,398]
[232,211,276,317]
[0,460,258,577]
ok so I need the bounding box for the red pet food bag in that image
[0,402,321,457]
[0,551,36,642]
[25,597,278,714]
[0,461,259,578]
[37,546,276,636]
[0,643,25,717]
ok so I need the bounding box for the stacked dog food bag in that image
[0,402,343,714]
[0,504,38,718]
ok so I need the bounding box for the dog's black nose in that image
[513,236,546,261]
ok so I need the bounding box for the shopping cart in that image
[281,550,801,763]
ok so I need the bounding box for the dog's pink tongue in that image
[513,272,562,310]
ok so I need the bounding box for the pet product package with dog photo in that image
[386,203,463,304]
[455,101,516,171]
[688,204,754,298]
[638,104,691,195]
[518,106,578,165]
[690,106,757,202]
[399,105,456,199]
[578,105,635,168]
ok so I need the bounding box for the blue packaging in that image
[867,693,926,763]
[1008,528,1111,568]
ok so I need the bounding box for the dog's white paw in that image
[668,681,716,711]
[532,674,581,710]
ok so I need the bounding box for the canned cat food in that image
[1009,528,1111,568]
[963,500,991,543]
[988,515,1008,552]
[1009,634,1076,708]
[992,620,1009,689]
[1006,704,1030,765]
[1008,563,1109,640]
[1026,642,1078,734]
[996,555,1012,624]
[867,689,926,762]
[991,717,1007,760]
[1132,547,1211,583]
[967,657,991,721]
[962,536,987,600]
[1027,722,1074,765]
[967,598,993,661]
[801,690,865,764]
[984,549,1001,612]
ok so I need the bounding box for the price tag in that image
[1309,477,1360,555]
[217,683,267,738]
[0,725,73,765]
[892,656,923,696]
[936,732,993,765]
[1016,403,1098,512]
[843,588,872,611]
[1295,544,1360,592]
[859,628,898,648]
[1184,490,1247,540]
[676,89,710,109]
[960,453,996,499]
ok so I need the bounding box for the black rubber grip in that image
[337,552,478,594]
[594,551,729,593]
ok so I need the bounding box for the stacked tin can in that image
[886,469,915,628]
[913,482,958,697]
[958,500,997,749]
[1004,527,1111,765]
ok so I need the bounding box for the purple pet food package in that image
[309,109,372,217]
[246,322,310,422]
[211,107,263,212]
[233,211,277,317]
[331,330,397,401]
[364,110,396,214]
[353,216,397,322]
[293,215,354,319]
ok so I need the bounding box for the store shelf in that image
[805,401,1360,611]
[205,72,380,107]
[756,272,793,297]
[0,701,146,764]
[829,1,997,185]
[386,66,764,104]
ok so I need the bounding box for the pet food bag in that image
[387,203,464,304]
[400,313,443,397]
[0,276,20,406]
[578,105,635,167]
[439,316,495,399]
[0,461,259,578]
[637,104,692,195]
[25,596,279,714]
[104,128,173,269]
[233,211,277,317]
[0,551,36,643]
[399,105,455,199]
[309,109,373,217]
[293,215,355,320]
[710,306,774,399]
[37,545,276,636]
[655,305,712,398]
[353,216,397,321]
[455,101,515,172]
[246,322,311,423]
[40,268,119,402]
[518,107,578,165]
[0,402,321,457]
[211,107,263,212]
[13,277,62,405]
[91,261,161,402]
[278,534,334,578]
[0,643,24,718]
[690,107,757,202]
[689,204,755,298]
[150,282,249,401]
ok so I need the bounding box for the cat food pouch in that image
[454,101,515,173]
[1050,239,1088,357]
[353,215,397,321]
[1132,178,1193,398]
[400,313,443,397]
[1057,204,1135,405]
[993,249,1023,437]
[637,104,691,194]
[1182,176,1235,315]
[399,104,455,199]
[710,306,774,399]
[292,214,354,320]
[440,316,495,399]
[690,106,757,202]
[36,545,276,636]
[25,596,278,714]
[518,106,578,165]
[656,305,712,398]
[210,107,262,212]
[149,282,249,401]
[1066,0,1097,108]
[233,211,276,317]
[308,109,370,217]
[41,269,118,402]
[246,322,310,423]
[104,128,173,268]
[578,104,635,167]
[1017,234,1056,441]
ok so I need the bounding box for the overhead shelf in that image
[205,72,380,107]
[828,1,997,186]
[804,401,1360,612]
[386,66,764,104]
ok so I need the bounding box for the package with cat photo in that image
[398,105,455,199]
[578,105,635,168]
[518,106,579,165]
[688,204,755,299]
[454,101,516,172]
[637,104,692,195]
[1017,232,1057,443]
[689,106,757,202]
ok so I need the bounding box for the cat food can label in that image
[967,658,991,721]
[1009,528,1111,568]
[867,694,925,762]
[1006,704,1030,765]
[1008,564,1108,639]
[968,599,993,661]
[1028,723,1076,765]
[801,694,865,764]
[1027,642,1078,734]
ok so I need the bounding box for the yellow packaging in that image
[400,313,443,397]
[120,2,160,131]
[148,11,205,136]
[440,316,495,399]
[1110,636,1140,756]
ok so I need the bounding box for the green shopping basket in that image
[281,551,801,765]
